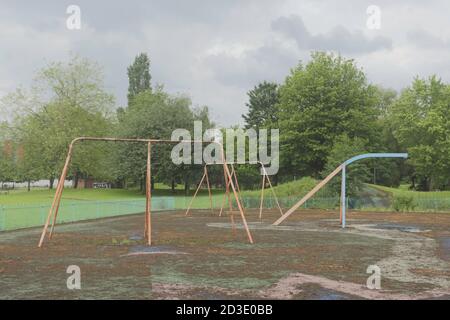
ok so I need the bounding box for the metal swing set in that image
[185,161,283,219]
[37,136,255,248]
[37,135,407,249]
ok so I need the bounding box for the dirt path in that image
[209,215,450,297]
[259,272,450,300]
[351,224,450,288]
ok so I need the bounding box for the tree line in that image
[0,51,449,194]
[243,52,449,192]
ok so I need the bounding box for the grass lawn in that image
[0,188,144,205]
[1,181,448,232]
[368,184,450,199]
[0,176,355,208]
[0,185,227,206]
[240,177,335,198]
[0,186,226,231]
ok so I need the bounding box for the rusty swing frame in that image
[37,137,254,248]
[185,161,283,219]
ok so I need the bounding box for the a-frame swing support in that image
[273,153,408,227]
[185,165,214,216]
[185,163,242,217]
[38,137,254,248]
[185,162,283,219]
[185,163,242,234]
[259,164,283,219]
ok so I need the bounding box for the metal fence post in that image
[71,203,76,222]
[40,205,45,226]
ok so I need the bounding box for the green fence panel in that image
[0,194,448,232]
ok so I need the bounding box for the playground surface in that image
[1,209,449,299]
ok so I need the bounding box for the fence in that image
[0,194,449,232]
[0,197,175,232]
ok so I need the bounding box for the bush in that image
[392,195,416,212]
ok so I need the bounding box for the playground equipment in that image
[184,164,214,216]
[219,164,243,217]
[185,161,283,219]
[258,163,283,218]
[37,137,254,248]
[273,153,408,227]
[184,163,234,217]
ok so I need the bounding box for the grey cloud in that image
[2,0,450,126]
[204,43,300,89]
[407,29,450,49]
[271,15,392,54]
[1,0,246,33]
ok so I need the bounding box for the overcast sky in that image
[1,0,450,126]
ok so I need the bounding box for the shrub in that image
[392,195,416,212]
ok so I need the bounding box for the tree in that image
[19,102,113,188]
[323,134,370,197]
[373,85,397,117]
[277,52,380,179]
[369,86,404,187]
[242,81,279,130]
[127,53,151,106]
[116,88,212,194]
[4,56,115,188]
[0,139,16,187]
[389,76,450,190]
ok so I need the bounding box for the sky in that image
[1,0,450,126]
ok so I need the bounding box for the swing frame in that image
[185,161,283,219]
[37,137,254,248]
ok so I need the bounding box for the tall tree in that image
[116,88,212,194]
[242,81,279,130]
[277,52,379,179]
[323,134,370,197]
[4,56,115,188]
[369,86,404,187]
[0,139,16,186]
[127,53,151,106]
[389,75,450,190]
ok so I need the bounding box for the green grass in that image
[0,188,145,205]
[0,186,226,231]
[368,184,450,199]
[1,180,448,232]
[365,184,450,213]
[240,177,334,198]
[0,186,228,206]
[238,177,339,211]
